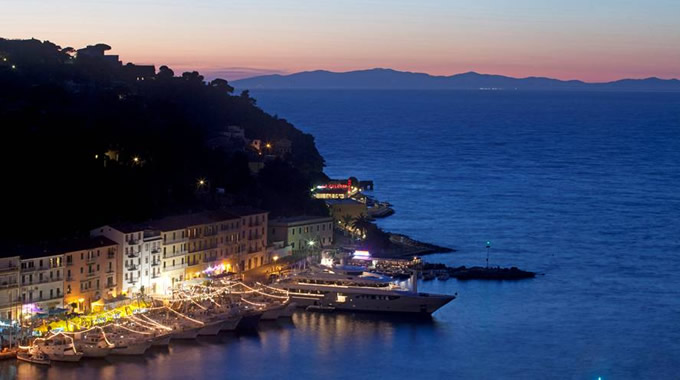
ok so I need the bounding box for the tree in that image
[157,65,174,80]
[351,214,373,238]
[210,78,234,93]
[181,71,204,83]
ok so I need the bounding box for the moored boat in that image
[32,334,84,362]
[17,351,50,365]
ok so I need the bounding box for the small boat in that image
[305,304,335,313]
[0,348,17,360]
[437,272,450,281]
[17,351,50,365]
[423,272,436,281]
[73,331,114,358]
[33,334,84,362]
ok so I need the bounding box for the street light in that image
[273,256,279,262]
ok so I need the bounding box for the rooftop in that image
[13,236,118,259]
[270,215,333,226]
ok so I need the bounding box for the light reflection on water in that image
[0,312,441,380]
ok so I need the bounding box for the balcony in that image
[86,271,98,278]
[127,238,140,245]
[106,269,115,274]
[0,265,19,273]
[204,256,218,263]
[127,264,138,271]
[108,252,116,259]
[0,281,18,289]
[66,261,74,266]
[151,273,160,279]
[106,283,117,289]
[66,276,74,281]
[127,252,139,259]
[39,276,62,284]
[151,261,160,267]
[86,256,97,263]
[151,248,160,254]
[163,250,186,259]
[127,277,137,285]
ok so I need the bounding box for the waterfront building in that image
[19,251,64,318]
[268,216,334,253]
[0,257,20,322]
[91,225,162,296]
[228,207,268,271]
[325,199,368,226]
[62,237,121,313]
[266,242,293,263]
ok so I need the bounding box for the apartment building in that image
[0,257,20,322]
[19,251,64,317]
[230,207,268,271]
[268,216,334,253]
[62,237,120,313]
[91,224,162,295]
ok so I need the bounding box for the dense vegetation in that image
[0,38,328,244]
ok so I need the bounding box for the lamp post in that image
[485,241,491,268]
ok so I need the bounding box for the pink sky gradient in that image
[2,0,679,82]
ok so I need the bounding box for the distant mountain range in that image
[232,68,680,92]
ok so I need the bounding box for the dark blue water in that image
[3,90,679,379]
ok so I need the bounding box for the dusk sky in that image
[2,0,679,81]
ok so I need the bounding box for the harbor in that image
[1,253,458,368]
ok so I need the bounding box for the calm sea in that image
[3,90,679,379]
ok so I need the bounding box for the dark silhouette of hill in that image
[233,68,680,91]
[0,38,328,244]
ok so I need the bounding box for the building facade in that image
[268,216,334,253]
[0,257,20,322]
[91,225,162,296]
[230,207,268,271]
[63,237,120,313]
[19,252,64,318]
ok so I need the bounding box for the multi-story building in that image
[0,257,20,322]
[268,216,334,253]
[19,251,64,318]
[230,207,268,271]
[62,237,120,313]
[91,224,162,295]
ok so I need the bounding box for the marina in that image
[5,266,456,368]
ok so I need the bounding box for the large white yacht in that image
[272,267,455,314]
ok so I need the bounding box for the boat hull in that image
[236,311,263,330]
[288,291,454,314]
[219,316,242,332]
[151,334,171,346]
[47,352,83,362]
[80,346,111,358]
[110,342,150,356]
[171,326,201,340]
[261,304,286,320]
[279,302,297,318]
[197,321,224,336]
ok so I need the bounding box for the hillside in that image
[233,68,680,91]
[0,38,328,244]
